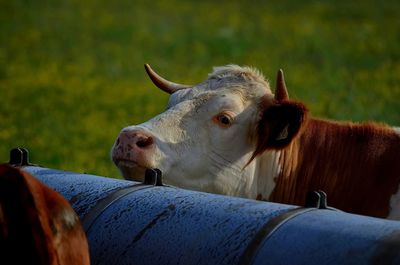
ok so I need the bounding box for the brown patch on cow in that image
[0,164,90,265]
[268,119,400,218]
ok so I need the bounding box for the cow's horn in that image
[274,69,289,101]
[144,64,191,94]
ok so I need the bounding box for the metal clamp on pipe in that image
[82,168,164,232]
[240,190,342,265]
[8,147,35,167]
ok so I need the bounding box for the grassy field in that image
[1,0,399,178]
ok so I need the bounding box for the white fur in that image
[388,184,400,220]
[254,151,280,199]
[394,127,400,136]
[387,127,400,219]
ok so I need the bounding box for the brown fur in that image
[268,119,400,218]
[0,164,90,265]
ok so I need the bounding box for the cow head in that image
[111,64,307,197]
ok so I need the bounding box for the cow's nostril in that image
[116,138,120,146]
[136,137,154,148]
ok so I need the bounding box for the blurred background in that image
[1,0,399,178]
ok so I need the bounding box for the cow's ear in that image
[250,101,308,161]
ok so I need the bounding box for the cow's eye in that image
[213,113,233,128]
[219,115,231,125]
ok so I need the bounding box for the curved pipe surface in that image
[24,166,400,265]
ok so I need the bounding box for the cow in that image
[112,64,400,219]
[0,164,90,265]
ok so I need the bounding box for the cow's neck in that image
[262,118,400,218]
[254,150,281,200]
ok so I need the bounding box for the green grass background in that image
[1,0,399,178]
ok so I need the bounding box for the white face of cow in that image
[112,65,307,198]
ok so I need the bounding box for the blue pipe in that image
[24,166,400,265]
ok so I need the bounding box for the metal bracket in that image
[143,168,163,186]
[83,168,164,233]
[240,189,342,264]
[305,190,326,209]
[9,147,35,166]
[305,190,341,211]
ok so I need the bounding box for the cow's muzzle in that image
[112,128,155,167]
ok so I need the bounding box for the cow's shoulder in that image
[0,164,90,265]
